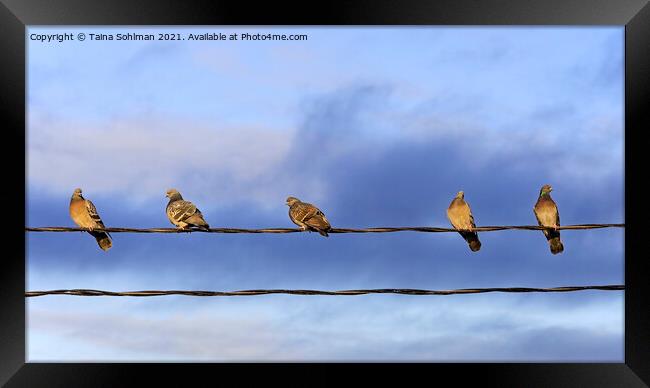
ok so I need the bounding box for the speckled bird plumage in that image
[286,196,331,237]
[69,188,112,251]
[447,191,481,252]
[533,184,564,254]
[165,189,210,231]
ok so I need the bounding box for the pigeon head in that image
[72,188,83,198]
[540,184,553,196]
[166,189,183,201]
[455,191,465,199]
[286,196,300,206]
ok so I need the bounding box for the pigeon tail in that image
[460,231,481,252]
[305,220,331,238]
[183,213,210,231]
[469,239,481,252]
[195,224,210,232]
[550,238,564,254]
[543,228,563,254]
[90,231,112,251]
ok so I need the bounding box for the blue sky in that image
[26,26,624,361]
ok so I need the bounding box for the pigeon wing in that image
[167,200,198,224]
[85,199,107,229]
[304,207,331,230]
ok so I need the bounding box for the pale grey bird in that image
[165,189,210,231]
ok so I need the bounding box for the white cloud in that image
[27,293,623,361]
[28,308,291,361]
[27,112,295,206]
[27,83,623,210]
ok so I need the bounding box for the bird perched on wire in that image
[286,196,332,237]
[447,191,481,252]
[533,184,564,254]
[69,188,112,251]
[165,189,210,231]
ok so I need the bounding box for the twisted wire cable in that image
[25,224,625,297]
[25,223,625,234]
[25,285,625,297]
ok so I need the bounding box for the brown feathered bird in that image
[69,188,113,251]
[533,184,564,254]
[286,196,331,237]
[447,191,481,252]
[165,189,210,231]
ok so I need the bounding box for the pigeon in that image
[69,188,112,251]
[286,196,331,237]
[165,189,210,231]
[533,184,564,255]
[447,191,481,252]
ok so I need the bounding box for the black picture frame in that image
[2,0,648,386]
